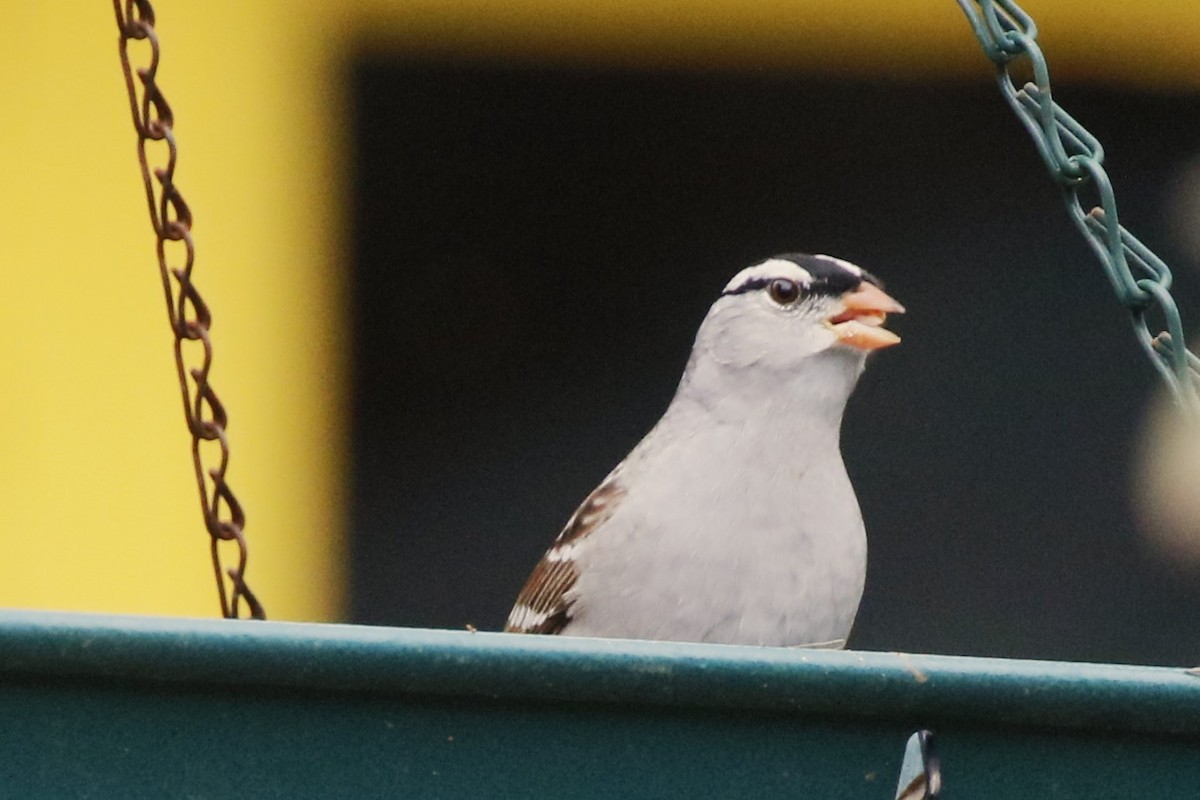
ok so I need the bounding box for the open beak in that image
[826,282,906,351]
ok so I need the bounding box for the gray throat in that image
[665,346,868,452]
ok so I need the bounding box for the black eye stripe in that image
[775,253,883,293]
[721,275,865,298]
[722,277,775,297]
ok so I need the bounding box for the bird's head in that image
[692,253,905,382]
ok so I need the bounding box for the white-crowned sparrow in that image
[505,254,903,647]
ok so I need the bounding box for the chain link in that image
[957,0,1200,417]
[112,0,265,619]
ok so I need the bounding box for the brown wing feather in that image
[504,476,626,634]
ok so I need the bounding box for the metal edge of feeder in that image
[0,608,1198,735]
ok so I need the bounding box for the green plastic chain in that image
[957,0,1200,416]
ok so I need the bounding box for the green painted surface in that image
[0,610,1198,797]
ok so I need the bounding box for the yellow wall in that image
[0,3,347,620]
[345,0,1200,89]
[0,1,1196,621]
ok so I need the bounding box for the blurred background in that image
[2,1,1199,665]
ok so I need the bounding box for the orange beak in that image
[826,282,906,351]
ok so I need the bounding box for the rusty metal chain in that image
[112,0,265,619]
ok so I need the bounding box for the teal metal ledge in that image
[2,610,1198,797]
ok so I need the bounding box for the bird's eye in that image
[767,279,801,305]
